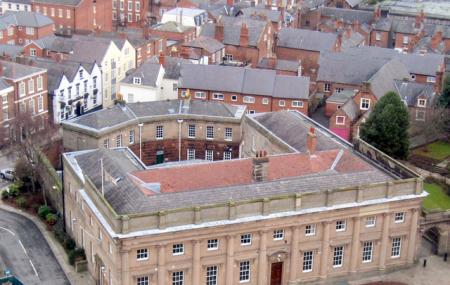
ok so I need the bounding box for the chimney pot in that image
[158,52,165,65]
[307,127,317,153]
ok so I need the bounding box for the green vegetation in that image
[360,91,410,159]
[38,205,51,219]
[15,196,28,209]
[413,141,450,161]
[438,75,450,108]
[423,182,450,211]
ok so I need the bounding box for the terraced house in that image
[61,99,246,165]
[62,109,425,285]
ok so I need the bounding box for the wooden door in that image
[270,262,283,285]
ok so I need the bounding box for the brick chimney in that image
[431,30,443,51]
[227,0,233,6]
[306,127,317,153]
[240,23,249,47]
[415,9,424,29]
[373,5,381,20]
[435,64,444,94]
[215,22,224,43]
[252,150,269,182]
[158,52,165,66]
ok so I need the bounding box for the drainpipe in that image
[138,123,143,161]
[177,119,183,161]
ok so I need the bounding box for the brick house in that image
[148,21,196,44]
[256,56,301,76]
[111,0,147,28]
[0,78,15,144]
[0,59,48,143]
[1,0,33,14]
[178,63,310,114]
[275,28,338,79]
[61,99,246,165]
[129,36,167,67]
[32,0,113,33]
[0,11,53,45]
[200,16,274,67]
[180,36,225,64]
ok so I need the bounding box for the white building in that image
[119,55,191,103]
[32,58,102,124]
[161,7,208,28]
[1,0,32,14]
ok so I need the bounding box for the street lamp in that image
[138,123,143,161]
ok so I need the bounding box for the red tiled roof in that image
[130,149,375,194]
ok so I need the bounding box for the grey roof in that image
[148,55,191,80]
[345,0,363,8]
[256,58,300,72]
[240,7,281,23]
[340,31,365,51]
[320,7,374,24]
[394,80,436,108]
[179,64,309,99]
[63,99,246,132]
[31,0,82,6]
[373,18,392,32]
[326,89,357,103]
[0,44,23,58]
[122,60,162,87]
[200,16,266,47]
[0,11,53,28]
[66,35,114,64]
[0,60,45,80]
[391,18,421,35]
[277,28,337,52]
[368,57,410,99]
[182,36,225,53]
[340,99,359,120]
[0,78,12,91]
[251,111,342,152]
[32,35,76,53]
[152,21,194,33]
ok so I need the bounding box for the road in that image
[0,208,70,285]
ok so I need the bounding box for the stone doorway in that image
[270,262,283,285]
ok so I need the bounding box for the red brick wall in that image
[369,30,389,48]
[128,139,240,165]
[136,38,167,66]
[325,101,342,117]
[275,47,322,79]
[148,28,196,42]
[32,4,75,30]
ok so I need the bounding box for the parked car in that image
[0,169,15,181]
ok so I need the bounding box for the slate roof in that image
[320,7,374,24]
[327,90,357,103]
[391,18,421,35]
[394,80,436,108]
[31,0,82,6]
[63,99,246,132]
[240,7,281,23]
[148,55,191,80]
[0,78,12,91]
[0,11,53,28]
[369,57,410,99]
[345,0,363,8]
[32,35,76,53]
[0,44,23,58]
[340,99,359,121]
[277,28,337,52]
[0,60,45,80]
[179,64,310,99]
[66,35,114,64]
[182,36,225,53]
[200,16,266,47]
[257,58,300,72]
[121,60,162,87]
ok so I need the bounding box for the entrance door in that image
[156,150,164,164]
[270,262,283,285]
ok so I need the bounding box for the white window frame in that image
[336,220,346,232]
[292,100,303,108]
[156,125,163,139]
[262,98,269,105]
[231,95,237,101]
[239,260,250,282]
[305,224,316,236]
[332,246,344,268]
[324,83,331,92]
[207,239,219,251]
[417,99,427,107]
[133,77,142,85]
[278,100,285,107]
[375,32,381,41]
[194,91,206,99]
[212,93,224,100]
[335,116,345,125]
[187,148,195,160]
[116,134,122,147]
[129,130,135,144]
[136,248,149,261]
[365,216,376,228]
[303,250,313,272]
[243,96,255,104]
[394,212,405,223]
[360,98,370,110]
[223,151,232,160]
[188,125,195,138]
[172,271,184,285]
[206,126,214,140]
[240,233,252,246]
[362,241,373,263]
[205,149,214,161]
[137,276,149,285]
[206,265,218,285]
[273,229,284,240]
[391,237,402,258]
[415,110,426,121]
[427,76,436,83]
[19,82,26,97]
[224,127,232,141]
[172,243,184,256]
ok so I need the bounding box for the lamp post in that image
[138,123,143,161]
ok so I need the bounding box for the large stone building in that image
[62,99,246,165]
[63,109,425,285]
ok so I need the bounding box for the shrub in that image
[15,196,28,208]
[38,205,51,220]
[68,248,86,265]
[1,190,9,200]
[31,203,40,213]
[46,213,57,226]
[64,237,76,252]
[8,184,20,197]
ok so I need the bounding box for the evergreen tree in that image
[438,75,450,108]
[360,91,410,159]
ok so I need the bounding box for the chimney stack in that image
[431,30,443,50]
[215,22,224,43]
[240,23,249,47]
[158,52,165,66]
[373,5,381,20]
[434,64,444,94]
[227,0,233,6]
[306,127,317,153]
[252,150,269,182]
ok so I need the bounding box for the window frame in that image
[205,149,214,161]
[207,239,219,251]
[136,248,149,261]
[335,116,346,125]
[332,246,344,268]
[365,216,376,228]
[273,229,284,241]
[278,100,286,107]
[240,233,252,246]
[172,243,184,256]
[394,212,405,223]
[212,93,224,100]
[302,250,314,272]
[335,220,346,232]
[305,224,316,236]
[360,98,370,110]
[156,125,163,140]
[206,126,214,140]
[239,260,250,282]
[391,237,402,258]
[362,241,373,263]
[291,100,303,108]
[187,148,195,160]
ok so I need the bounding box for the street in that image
[0,209,70,285]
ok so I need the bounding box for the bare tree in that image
[0,110,58,204]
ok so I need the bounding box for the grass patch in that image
[413,140,450,161]
[423,182,450,211]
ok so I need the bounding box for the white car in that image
[0,169,15,181]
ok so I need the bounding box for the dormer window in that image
[79,70,83,79]
[133,77,142,85]
[417,99,426,107]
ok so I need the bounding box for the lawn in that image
[413,140,450,161]
[423,182,450,211]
